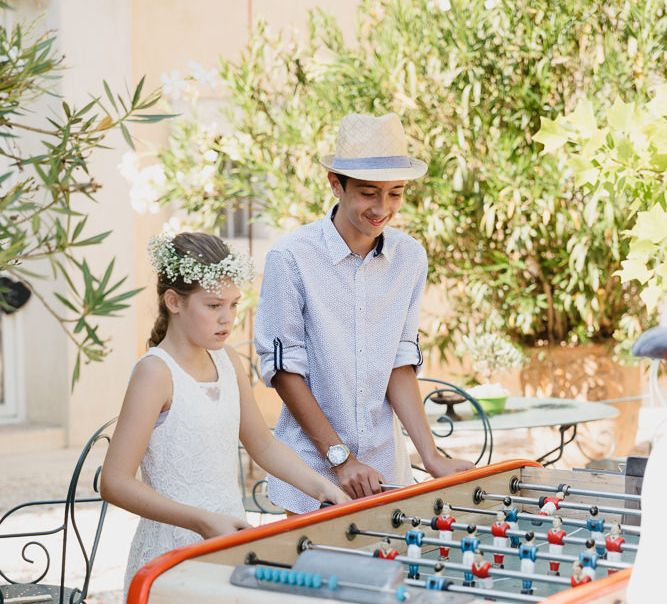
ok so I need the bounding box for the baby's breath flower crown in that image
[148,233,255,292]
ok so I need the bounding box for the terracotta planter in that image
[519,343,642,458]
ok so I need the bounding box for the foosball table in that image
[128,460,642,603]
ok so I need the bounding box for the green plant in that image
[135,0,667,356]
[0,16,171,386]
[535,87,667,322]
[462,333,524,383]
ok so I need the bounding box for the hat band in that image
[331,155,412,170]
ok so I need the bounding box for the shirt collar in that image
[323,205,390,264]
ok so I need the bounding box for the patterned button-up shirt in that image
[254,205,426,513]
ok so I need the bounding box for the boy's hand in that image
[333,456,385,498]
[425,454,475,477]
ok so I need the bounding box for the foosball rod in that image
[449,504,641,536]
[347,525,632,570]
[477,489,642,517]
[510,478,642,503]
[302,541,572,587]
[394,512,638,553]
[404,577,542,603]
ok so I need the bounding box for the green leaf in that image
[132,75,146,108]
[119,122,134,149]
[533,117,569,153]
[607,97,633,132]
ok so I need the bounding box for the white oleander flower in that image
[129,164,166,214]
[188,60,219,90]
[161,70,188,101]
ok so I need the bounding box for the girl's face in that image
[168,280,241,349]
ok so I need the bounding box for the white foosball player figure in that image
[547,516,566,575]
[491,510,510,568]
[605,521,625,575]
[472,550,493,590]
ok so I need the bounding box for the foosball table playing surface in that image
[128,460,641,604]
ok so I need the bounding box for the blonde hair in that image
[148,232,231,348]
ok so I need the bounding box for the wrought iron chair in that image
[0,417,116,604]
[414,377,494,468]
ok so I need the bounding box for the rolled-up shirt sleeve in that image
[393,247,427,371]
[254,249,309,387]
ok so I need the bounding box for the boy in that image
[255,113,472,513]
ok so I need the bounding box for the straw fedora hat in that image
[319,113,427,181]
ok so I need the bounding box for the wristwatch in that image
[326,443,351,467]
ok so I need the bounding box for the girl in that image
[100,232,348,597]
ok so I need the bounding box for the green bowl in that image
[472,395,507,416]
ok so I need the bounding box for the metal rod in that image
[397,514,638,553]
[350,527,631,569]
[481,491,641,517]
[448,504,641,536]
[308,542,571,586]
[379,483,405,490]
[405,577,543,603]
[516,481,641,503]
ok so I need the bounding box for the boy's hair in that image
[334,173,349,190]
[148,232,231,348]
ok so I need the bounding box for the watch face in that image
[328,444,348,466]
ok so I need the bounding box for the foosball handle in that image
[320,501,335,508]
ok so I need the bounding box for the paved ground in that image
[0,426,632,603]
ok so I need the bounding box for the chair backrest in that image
[0,417,117,604]
[418,377,493,466]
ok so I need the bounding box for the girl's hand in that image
[198,510,251,539]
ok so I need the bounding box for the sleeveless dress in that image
[123,346,246,598]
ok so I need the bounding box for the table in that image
[425,396,619,466]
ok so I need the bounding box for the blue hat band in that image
[331,155,412,170]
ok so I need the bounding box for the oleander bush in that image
[0,10,170,385]
[139,0,667,356]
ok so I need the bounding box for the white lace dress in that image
[123,346,246,598]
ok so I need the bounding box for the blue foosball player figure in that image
[586,506,606,557]
[519,531,537,595]
[503,496,521,548]
[405,530,424,580]
[460,524,480,586]
[579,538,599,581]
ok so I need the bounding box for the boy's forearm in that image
[386,365,440,468]
[272,370,344,456]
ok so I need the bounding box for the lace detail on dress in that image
[123,347,245,600]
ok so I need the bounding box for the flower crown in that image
[148,233,255,292]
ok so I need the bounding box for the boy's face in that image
[328,172,406,240]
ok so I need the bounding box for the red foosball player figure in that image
[540,491,565,516]
[430,502,456,560]
[571,560,592,588]
[472,550,493,590]
[547,516,567,575]
[605,522,625,575]
[491,510,510,568]
[373,538,399,560]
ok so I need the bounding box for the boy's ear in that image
[327,171,341,198]
[163,289,181,314]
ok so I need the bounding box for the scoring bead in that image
[327,576,338,591]
[395,585,408,601]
